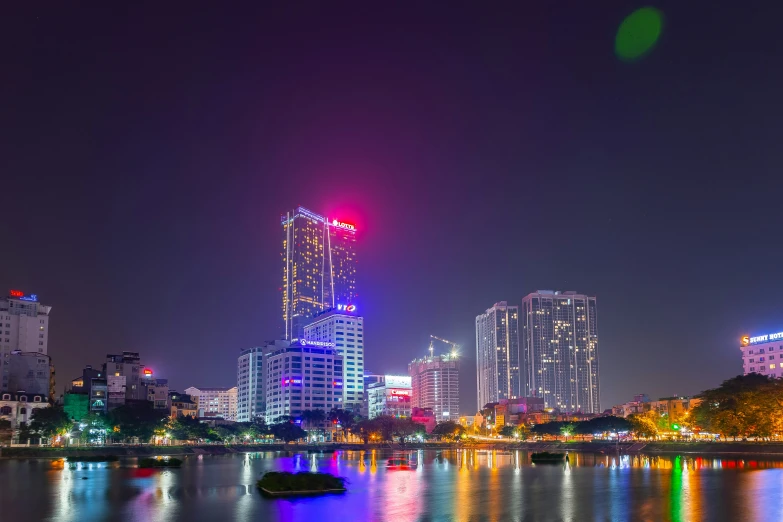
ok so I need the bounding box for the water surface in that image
[1,450,781,521]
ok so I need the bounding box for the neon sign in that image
[337,304,356,313]
[331,219,356,231]
[390,389,410,396]
[143,368,153,377]
[301,340,335,347]
[282,378,302,386]
[9,290,38,302]
[743,331,783,346]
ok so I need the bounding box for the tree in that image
[109,404,168,443]
[170,415,215,443]
[328,408,359,441]
[432,421,466,440]
[560,423,576,441]
[78,413,111,445]
[29,406,72,441]
[351,419,375,444]
[270,421,306,442]
[691,374,783,440]
[394,418,424,443]
[0,419,12,446]
[628,412,659,439]
[17,422,32,444]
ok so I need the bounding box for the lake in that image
[1,449,782,521]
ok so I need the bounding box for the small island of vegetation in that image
[531,452,568,464]
[138,457,183,468]
[256,471,347,497]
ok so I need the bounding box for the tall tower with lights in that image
[281,207,357,340]
[475,302,520,409]
[521,290,600,414]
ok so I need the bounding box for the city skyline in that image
[4,3,783,414]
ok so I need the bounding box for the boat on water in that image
[387,455,417,470]
[531,452,569,464]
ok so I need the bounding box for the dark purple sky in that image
[3,2,783,413]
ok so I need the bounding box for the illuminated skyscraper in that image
[521,291,600,413]
[475,302,520,409]
[409,353,459,422]
[303,307,364,413]
[281,207,357,339]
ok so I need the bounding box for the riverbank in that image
[5,441,783,459]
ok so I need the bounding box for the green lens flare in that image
[615,7,663,61]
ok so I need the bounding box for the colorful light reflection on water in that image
[2,450,783,521]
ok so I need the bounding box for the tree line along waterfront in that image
[2,374,782,448]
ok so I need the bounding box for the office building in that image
[1,291,51,392]
[185,386,238,421]
[237,343,279,422]
[409,353,460,422]
[103,352,146,400]
[741,329,783,378]
[521,290,600,413]
[303,308,364,412]
[367,375,412,419]
[264,340,343,424]
[281,206,357,339]
[475,302,520,409]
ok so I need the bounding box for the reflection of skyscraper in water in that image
[281,207,357,339]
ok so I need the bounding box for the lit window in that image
[771,364,777,369]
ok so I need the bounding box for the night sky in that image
[3,3,783,414]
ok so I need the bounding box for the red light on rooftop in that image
[9,290,24,297]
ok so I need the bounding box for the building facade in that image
[237,343,276,422]
[6,351,51,396]
[281,207,357,340]
[0,392,49,430]
[367,375,412,419]
[521,290,600,413]
[103,352,145,400]
[1,291,51,393]
[303,308,364,412]
[475,302,520,409]
[185,386,238,421]
[264,340,344,424]
[409,353,460,422]
[741,330,783,378]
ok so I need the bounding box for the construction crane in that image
[429,335,460,358]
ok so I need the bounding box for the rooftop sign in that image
[9,290,38,302]
[331,219,356,231]
[742,331,783,346]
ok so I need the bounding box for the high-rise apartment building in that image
[475,302,520,409]
[521,290,600,413]
[237,344,274,422]
[281,207,357,340]
[1,291,51,392]
[409,353,460,422]
[263,340,344,424]
[303,307,364,412]
[185,386,238,421]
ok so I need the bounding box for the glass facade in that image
[281,207,357,339]
[475,302,520,409]
[521,291,600,414]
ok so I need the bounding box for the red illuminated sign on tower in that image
[9,290,23,297]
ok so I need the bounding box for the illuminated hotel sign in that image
[300,340,335,347]
[331,219,356,231]
[742,332,783,346]
[337,304,356,313]
[143,368,153,377]
[9,290,38,302]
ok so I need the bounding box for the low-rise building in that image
[0,392,49,430]
[170,392,198,418]
[144,378,170,410]
[411,407,436,433]
[367,375,412,419]
[185,386,237,421]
